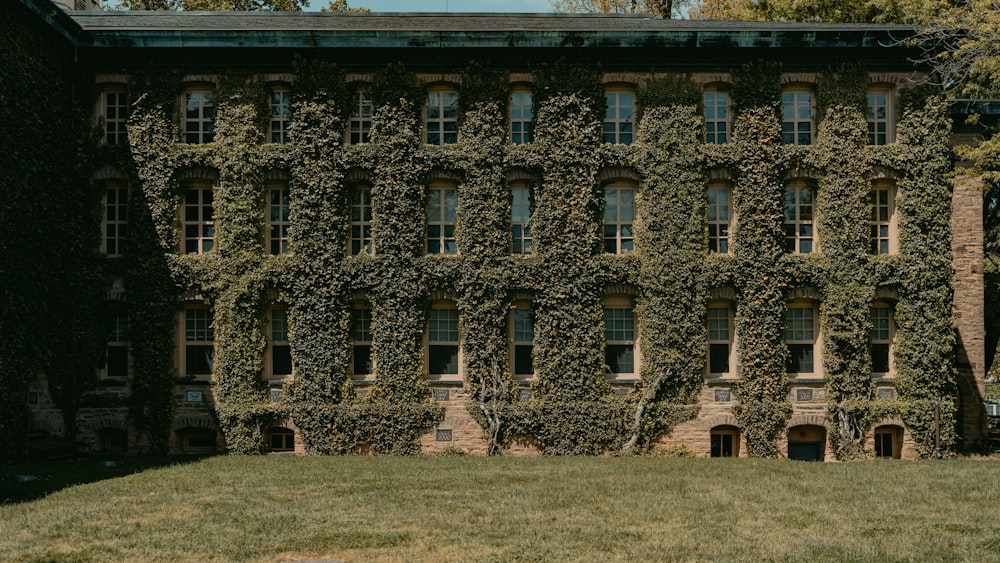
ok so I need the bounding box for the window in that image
[781,88,813,145]
[874,425,901,459]
[708,305,733,376]
[708,185,731,254]
[267,184,290,255]
[604,185,635,254]
[268,308,292,378]
[511,304,534,378]
[266,427,295,452]
[349,88,373,144]
[183,89,216,144]
[427,304,460,378]
[511,185,532,255]
[103,310,128,379]
[269,87,291,144]
[871,304,894,375]
[783,185,815,254]
[510,88,533,144]
[711,426,740,457]
[183,306,214,377]
[352,304,373,378]
[350,186,373,255]
[867,88,892,145]
[603,89,635,144]
[870,184,895,255]
[425,89,459,145]
[102,89,128,145]
[604,299,636,377]
[182,185,214,254]
[785,303,817,375]
[103,183,127,256]
[704,88,730,144]
[426,185,457,255]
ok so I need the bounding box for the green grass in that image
[2,456,999,562]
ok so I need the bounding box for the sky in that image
[306,0,557,12]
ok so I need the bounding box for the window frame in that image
[426,301,462,381]
[424,87,459,146]
[350,185,373,256]
[710,425,740,458]
[870,182,897,255]
[703,86,730,144]
[511,183,533,255]
[510,87,533,145]
[708,183,732,254]
[783,183,816,254]
[603,88,635,145]
[265,306,292,381]
[351,302,374,380]
[101,309,129,380]
[603,295,638,379]
[266,427,295,453]
[102,181,128,257]
[180,304,215,380]
[426,183,458,255]
[101,87,129,146]
[349,87,373,145]
[866,86,893,146]
[182,88,216,144]
[604,184,636,254]
[784,301,820,376]
[871,302,895,376]
[269,86,291,144]
[510,301,535,379]
[707,302,736,377]
[266,182,290,255]
[781,86,814,145]
[873,425,902,459]
[182,183,215,255]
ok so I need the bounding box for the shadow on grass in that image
[0,454,213,505]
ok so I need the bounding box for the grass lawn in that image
[1,456,999,562]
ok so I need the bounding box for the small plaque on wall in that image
[714,389,731,402]
[432,388,450,402]
[796,389,813,402]
[435,428,453,442]
[185,390,203,403]
[517,388,533,402]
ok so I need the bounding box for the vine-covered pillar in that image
[453,101,517,454]
[284,93,352,454]
[209,97,276,454]
[529,93,614,453]
[126,102,181,454]
[894,98,958,456]
[808,105,876,459]
[629,104,707,451]
[730,105,792,457]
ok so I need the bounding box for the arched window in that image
[511,183,532,255]
[870,181,897,255]
[426,183,458,255]
[873,425,902,459]
[787,424,825,461]
[267,182,290,255]
[425,87,459,145]
[704,85,730,144]
[350,185,373,255]
[603,87,635,144]
[183,87,216,144]
[783,182,815,254]
[349,86,373,144]
[269,86,291,144]
[781,86,814,145]
[182,183,215,254]
[101,87,129,145]
[866,86,893,145]
[266,427,295,453]
[510,87,533,145]
[710,425,740,457]
[604,184,635,254]
[708,183,732,254]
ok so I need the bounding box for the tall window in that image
[183,185,214,254]
[511,185,532,255]
[427,305,460,378]
[704,89,730,144]
[783,185,814,254]
[604,185,635,254]
[269,88,291,144]
[183,306,214,377]
[103,310,129,379]
[426,185,457,255]
[604,89,635,144]
[511,304,534,378]
[870,184,895,255]
[269,308,292,378]
[425,89,459,145]
[103,89,128,145]
[510,89,533,145]
[874,425,901,459]
[785,303,817,375]
[183,89,216,144]
[708,305,733,376]
[781,88,813,145]
[350,186,373,255]
[871,304,893,375]
[352,305,373,377]
[711,426,740,457]
[867,88,892,145]
[267,185,290,255]
[349,88,373,144]
[104,183,127,257]
[604,299,636,377]
[708,185,731,254]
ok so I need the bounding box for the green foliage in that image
[370,63,424,118]
[816,63,868,123]
[460,61,509,111]
[533,59,605,117]
[731,60,782,121]
[636,75,701,123]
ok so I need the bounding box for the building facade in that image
[1,0,988,461]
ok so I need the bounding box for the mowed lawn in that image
[1,456,999,562]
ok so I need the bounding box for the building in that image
[1,0,988,461]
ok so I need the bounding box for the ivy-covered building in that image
[2,0,989,461]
